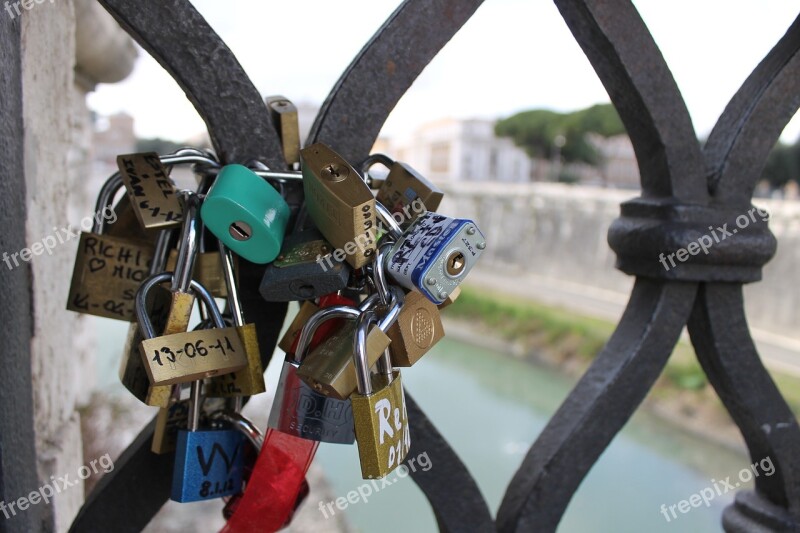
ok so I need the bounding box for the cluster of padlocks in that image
[67,98,485,530]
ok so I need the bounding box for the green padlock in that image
[201,164,290,264]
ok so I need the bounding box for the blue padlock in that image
[171,380,246,502]
[201,164,290,264]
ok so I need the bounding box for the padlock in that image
[119,228,175,407]
[171,381,246,502]
[201,164,290,264]
[351,309,411,479]
[66,172,156,321]
[384,211,486,304]
[165,248,231,298]
[367,243,445,367]
[277,293,356,353]
[297,288,404,401]
[117,152,183,230]
[205,242,266,398]
[136,272,248,386]
[362,154,443,221]
[268,296,360,444]
[301,143,377,269]
[259,228,351,302]
[265,95,301,168]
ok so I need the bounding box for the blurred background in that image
[54,1,800,531]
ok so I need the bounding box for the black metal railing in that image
[4,0,800,531]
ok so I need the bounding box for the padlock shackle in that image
[359,153,395,188]
[171,191,202,294]
[92,173,125,234]
[135,272,225,340]
[375,201,404,240]
[353,309,378,396]
[210,410,264,451]
[218,241,245,327]
[372,241,395,307]
[292,305,362,365]
[151,230,174,275]
[188,380,202,432]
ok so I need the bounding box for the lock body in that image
[385,212,486,304]
[260,229,350,302]
[301,143,377,269]
[386,290,445,367]
[201,164,290,264]
[206,324,266,397]
[297,321,391,400]
[166,250,230,298]
[67,232,155,321]
[269,361,355,444]
[351,371,410,479]
[171,428,245,502]
[376,161,443,219]
[117,152,183,230]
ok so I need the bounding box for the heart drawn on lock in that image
[88,257,106,273]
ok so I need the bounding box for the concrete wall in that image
[440,181,800,342]
[16,2,135,530]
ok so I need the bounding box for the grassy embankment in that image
[446,286,800,418]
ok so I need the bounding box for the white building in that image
[383,118,532,183]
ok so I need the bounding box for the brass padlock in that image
[385,290,444,367]
[117,152,183,230]
[362,154,443,222]
[278,301,321,354]
[297,289,404,401]
[351,309,410,479]
[301,143,377,269]
[166,249,230,298]
[66,173,156,322]
[205,243,266,398]
[265,95,301,168]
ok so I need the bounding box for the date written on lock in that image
[118,152,182,230]
[140,328,248,386]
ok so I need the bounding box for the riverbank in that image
[442,285,800,456]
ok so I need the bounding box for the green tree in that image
[495,103,626,165]
[763,141,800,189]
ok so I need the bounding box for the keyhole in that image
[326,164,340,177]
[446,251,466,277]
[229,220,252,241]
[321,162,349,182]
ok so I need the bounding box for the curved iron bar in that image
[704,14,800,205]
[307,0,486,163]
[96,0,285,168]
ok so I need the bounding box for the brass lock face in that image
[205,323,266,397]
[166,250,231,298]
[105,194,158,244]
[301,143,377,269]
[376,161,443,221]
[297,321,391,400]
[278,301,321,354]
[386,290,445,367]
[266,95,301,167]
[351,371,410,479]
[66,232,155,321]
[117,152,182,230]
[140,326,248,386]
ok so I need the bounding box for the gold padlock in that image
[165,249,231,298]
[266,95,301,168]
[296,320,390,401]
[376,159,443,221]
[206,243,266,397]
[67,173,158,321]
[386,290,444,367]
[277,301,321,353]
[301,143,377,269]
[351,311,410,479]
[117,152,182,230]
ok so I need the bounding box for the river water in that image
[94,317,750,532]
[312,337,749,533]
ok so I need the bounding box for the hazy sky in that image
[87,0,800,144]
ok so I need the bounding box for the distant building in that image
[382,118,532,183]
[587,133,640,189]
